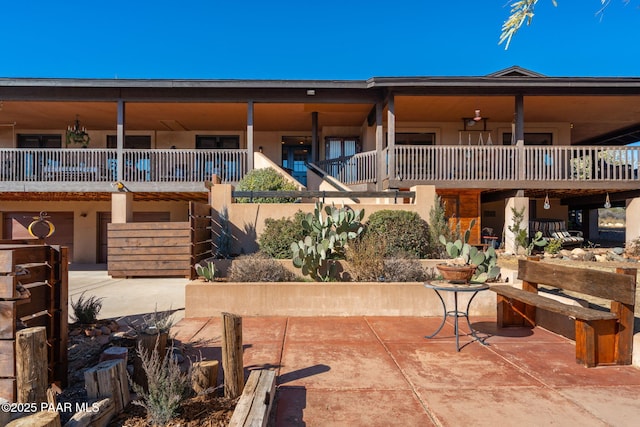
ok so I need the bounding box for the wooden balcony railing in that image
[315,145,640,186]
[315,151,377,185]
[0,148,248,183]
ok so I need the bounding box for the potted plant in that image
[437,219,485,283]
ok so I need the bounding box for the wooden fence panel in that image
[190,202,213,279]
[105,202,212,279]
[108,222,192,278]
[0,244,67,402]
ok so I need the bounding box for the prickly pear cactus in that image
[291,201,364,281]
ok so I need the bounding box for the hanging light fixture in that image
[66,115,91,147]
[604,192,612,209]
[543,193,551,210]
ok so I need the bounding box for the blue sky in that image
[2,1,638,79]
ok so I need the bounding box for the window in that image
[395,132,436,146]
[17,134,61,148]
[325,137,359,159]
[106,135,151,149]
[196,135,240,149]
[502,133,552,146]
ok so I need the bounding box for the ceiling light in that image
[306,89,316,96]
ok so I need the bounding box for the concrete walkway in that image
[173,316,640,427]
[68,264,186,323]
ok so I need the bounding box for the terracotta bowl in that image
[436,264,477,284]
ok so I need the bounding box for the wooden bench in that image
[491,258,637,367]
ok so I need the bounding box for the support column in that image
[247,100,254,172]
[515,94,525,181]
[116,100,125,182]
[504,196,529,255]
[626,198,640,248]
[311,111,319,162]
[387,94,396,183]
[375,101,384,190]
[515,94,524,144]
[589,209,600,243]
[111,192,133,224]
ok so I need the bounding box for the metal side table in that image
[424,280,490,351]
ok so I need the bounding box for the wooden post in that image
[191,360,219,394]
[133,331,167,390]
[64,397,115,427]
[221,312,244,399]
[16,326,48,404]
[6,410,61,427]
[612,267,637,365]
[84,359,130,414]
[0,398,10,426]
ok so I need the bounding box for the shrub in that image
[70,292,104,324]
[131,341,191,425]
[228,253,296,282]
[365,210,431,258]
[235,167,298,203]
[544,238,563,255]
[382,257,429,282]
[259,211,306,259]
[345,234,386,281]
[130,305,176,336]
[429,195,458,258]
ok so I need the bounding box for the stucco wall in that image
[210,184,436,255]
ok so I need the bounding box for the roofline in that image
[2,74,640,91]
[0,77,368,90]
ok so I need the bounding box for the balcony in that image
[0,148,248,192]
[1,145,638,194]
[316,145,640,190]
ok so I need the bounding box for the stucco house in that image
[1,66,639,265]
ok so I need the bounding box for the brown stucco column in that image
[111,192,133,223]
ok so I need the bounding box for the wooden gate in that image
[0,244,68,402]
[107,202,212,278]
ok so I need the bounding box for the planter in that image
[185,280,497,317]
[436,264,477,284]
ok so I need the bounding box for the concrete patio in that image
[67,266,640,425]
[172,315,640,427]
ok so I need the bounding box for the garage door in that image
[3,212,74,259]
